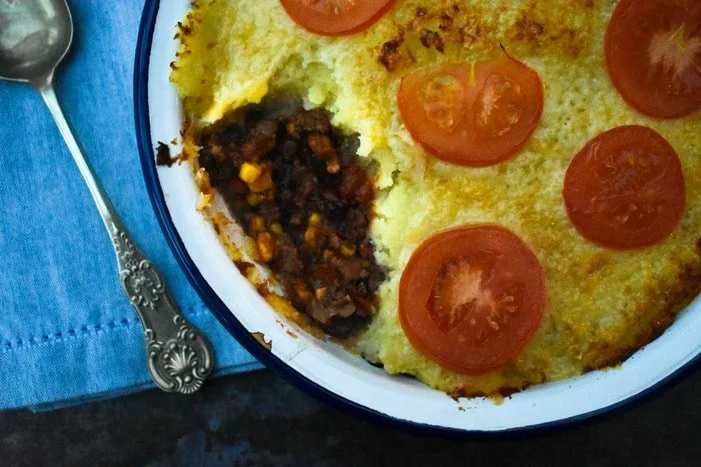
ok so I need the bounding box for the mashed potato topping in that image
[171,0,701,396]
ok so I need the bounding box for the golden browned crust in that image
[251,332,272,351]
[170,0,701,399]
[583,239,701,373]
[446,240,701,400]
[375,0,595,75]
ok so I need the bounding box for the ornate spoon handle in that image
[40,85,214,394]
[110,219,214,393]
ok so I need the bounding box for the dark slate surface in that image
[2,368,701,466]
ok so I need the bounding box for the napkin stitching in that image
[2,318,135,354]
[2,309,209,353]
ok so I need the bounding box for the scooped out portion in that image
[196,106,386,337]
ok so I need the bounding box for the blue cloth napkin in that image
[0,0,262,410]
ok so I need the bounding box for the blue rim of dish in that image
[134,0,701,437]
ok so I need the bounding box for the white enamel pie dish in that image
[134,0,701,434]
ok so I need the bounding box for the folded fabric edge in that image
[1,309,262,411]
[29,361,263,412]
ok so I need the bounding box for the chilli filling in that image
[196,106,386,337]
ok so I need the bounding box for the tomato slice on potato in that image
[279,0,395,36]
[605,0,701,118]
[398,54,544,167]
[563,126,686,250]
[399,225,546,374]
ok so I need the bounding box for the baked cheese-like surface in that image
[171,0,701,396]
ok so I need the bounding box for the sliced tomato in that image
[279,0,395,36]
[399,225,546,374]
[563,126,686,250]
[605,0,701,118]
[397,53,543,167]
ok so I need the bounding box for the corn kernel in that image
[295,284,311,302]
[246,193,263,206]
[239,162,262,184]
[309,212,321,226]
[256,232,275,262]
[315,288,327,300]
[340,244,356,256]
[286,122,297,137]
[249,170,273,193]
[270,223,283,235]
[250,216,265,232]
[304,226,317,244]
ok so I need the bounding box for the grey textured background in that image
[2,367,701,466]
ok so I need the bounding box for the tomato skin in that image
[398,54,544,167]
[563,126,686,250]
[399,225,546,374]
[279,0,396,36]
[605,0,701,119]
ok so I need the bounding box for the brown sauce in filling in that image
[197,107,386,337]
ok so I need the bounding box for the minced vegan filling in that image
[197,107,386,337]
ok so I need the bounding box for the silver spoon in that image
[0,0,214,394]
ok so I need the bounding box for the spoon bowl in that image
[0,0,72,86]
